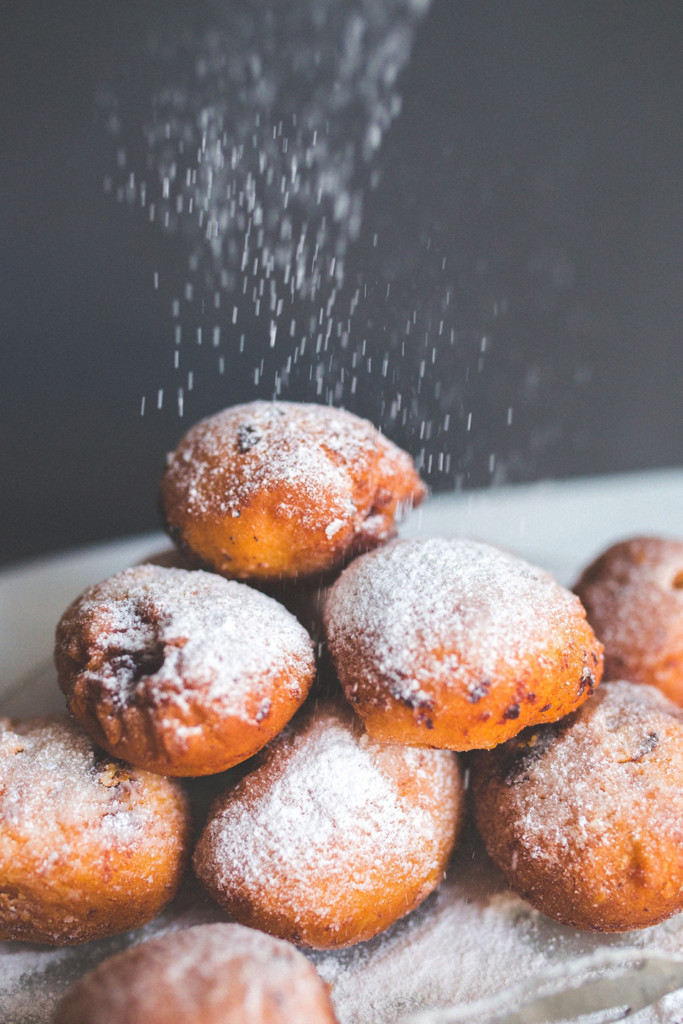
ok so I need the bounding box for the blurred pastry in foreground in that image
[574,536,683,704]
[53,922,339,1024]
[194,699,463,949]
[55,564,316,776]
[159,400,426,581]
[0,715,190,944]
[471,680,683,932]
[323,537,603,750]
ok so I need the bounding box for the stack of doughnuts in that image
[6,399,683,1020]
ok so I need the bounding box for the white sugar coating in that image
[0,717,153,854]
[163,400,419,534]
[489,681,683,863]
[0,885,229,1024]
[123,921,312,981]
[57,564,315,719]
[312,859,558,1022]
[196,704,459,929]
[53,923,335,1024]
[324,537,591,705]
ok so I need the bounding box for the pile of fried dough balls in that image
[3,402,683,1023]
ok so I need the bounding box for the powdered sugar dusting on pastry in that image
[162,400,424,532]
[485,680,683,864]
[56,564,315,719]
[574,536,683,702]
[168,403,365,521]
[194,703,460,938]
[325,537,593,705]
[0,713,191,946]
[0,717,149,849]
[53,922,338,1024]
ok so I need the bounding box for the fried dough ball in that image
[574,536,683,704]
[194,700,464,949]
[159,400,426,581]
[55,565,316,776]
[323,538,604,751]
[0,715,190,945]
[53,922,338,1024]
[471,680,683,932]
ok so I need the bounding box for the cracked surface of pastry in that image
[55,564,316,776]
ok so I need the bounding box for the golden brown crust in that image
[0,715,191,945]
[55,565,316,776]
[53,922,339,1024]
[471,681,683,932]
[193,700,464,949]
[159,401,426,581]
[574,536,683,704]
[323,538,604,751]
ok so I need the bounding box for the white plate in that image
[2,469,683,1023]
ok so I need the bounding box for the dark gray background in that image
[2,0,682,567]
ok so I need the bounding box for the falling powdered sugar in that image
[102,0,432,411]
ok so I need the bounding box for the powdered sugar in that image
[575,536,683,693]
[162,400,414,534]
[324,537,589,707]
[7,830,683,1023]
[484,681,683,867]
[195,703,459,936]
[7,508,683,1020]
[312,855,683,1024]
[312,841,558,1022]
[53,922,336,1024]
[0,717,146,852]
[326,518,346,538]
[57,564,315,720]
[102,1,431,414]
